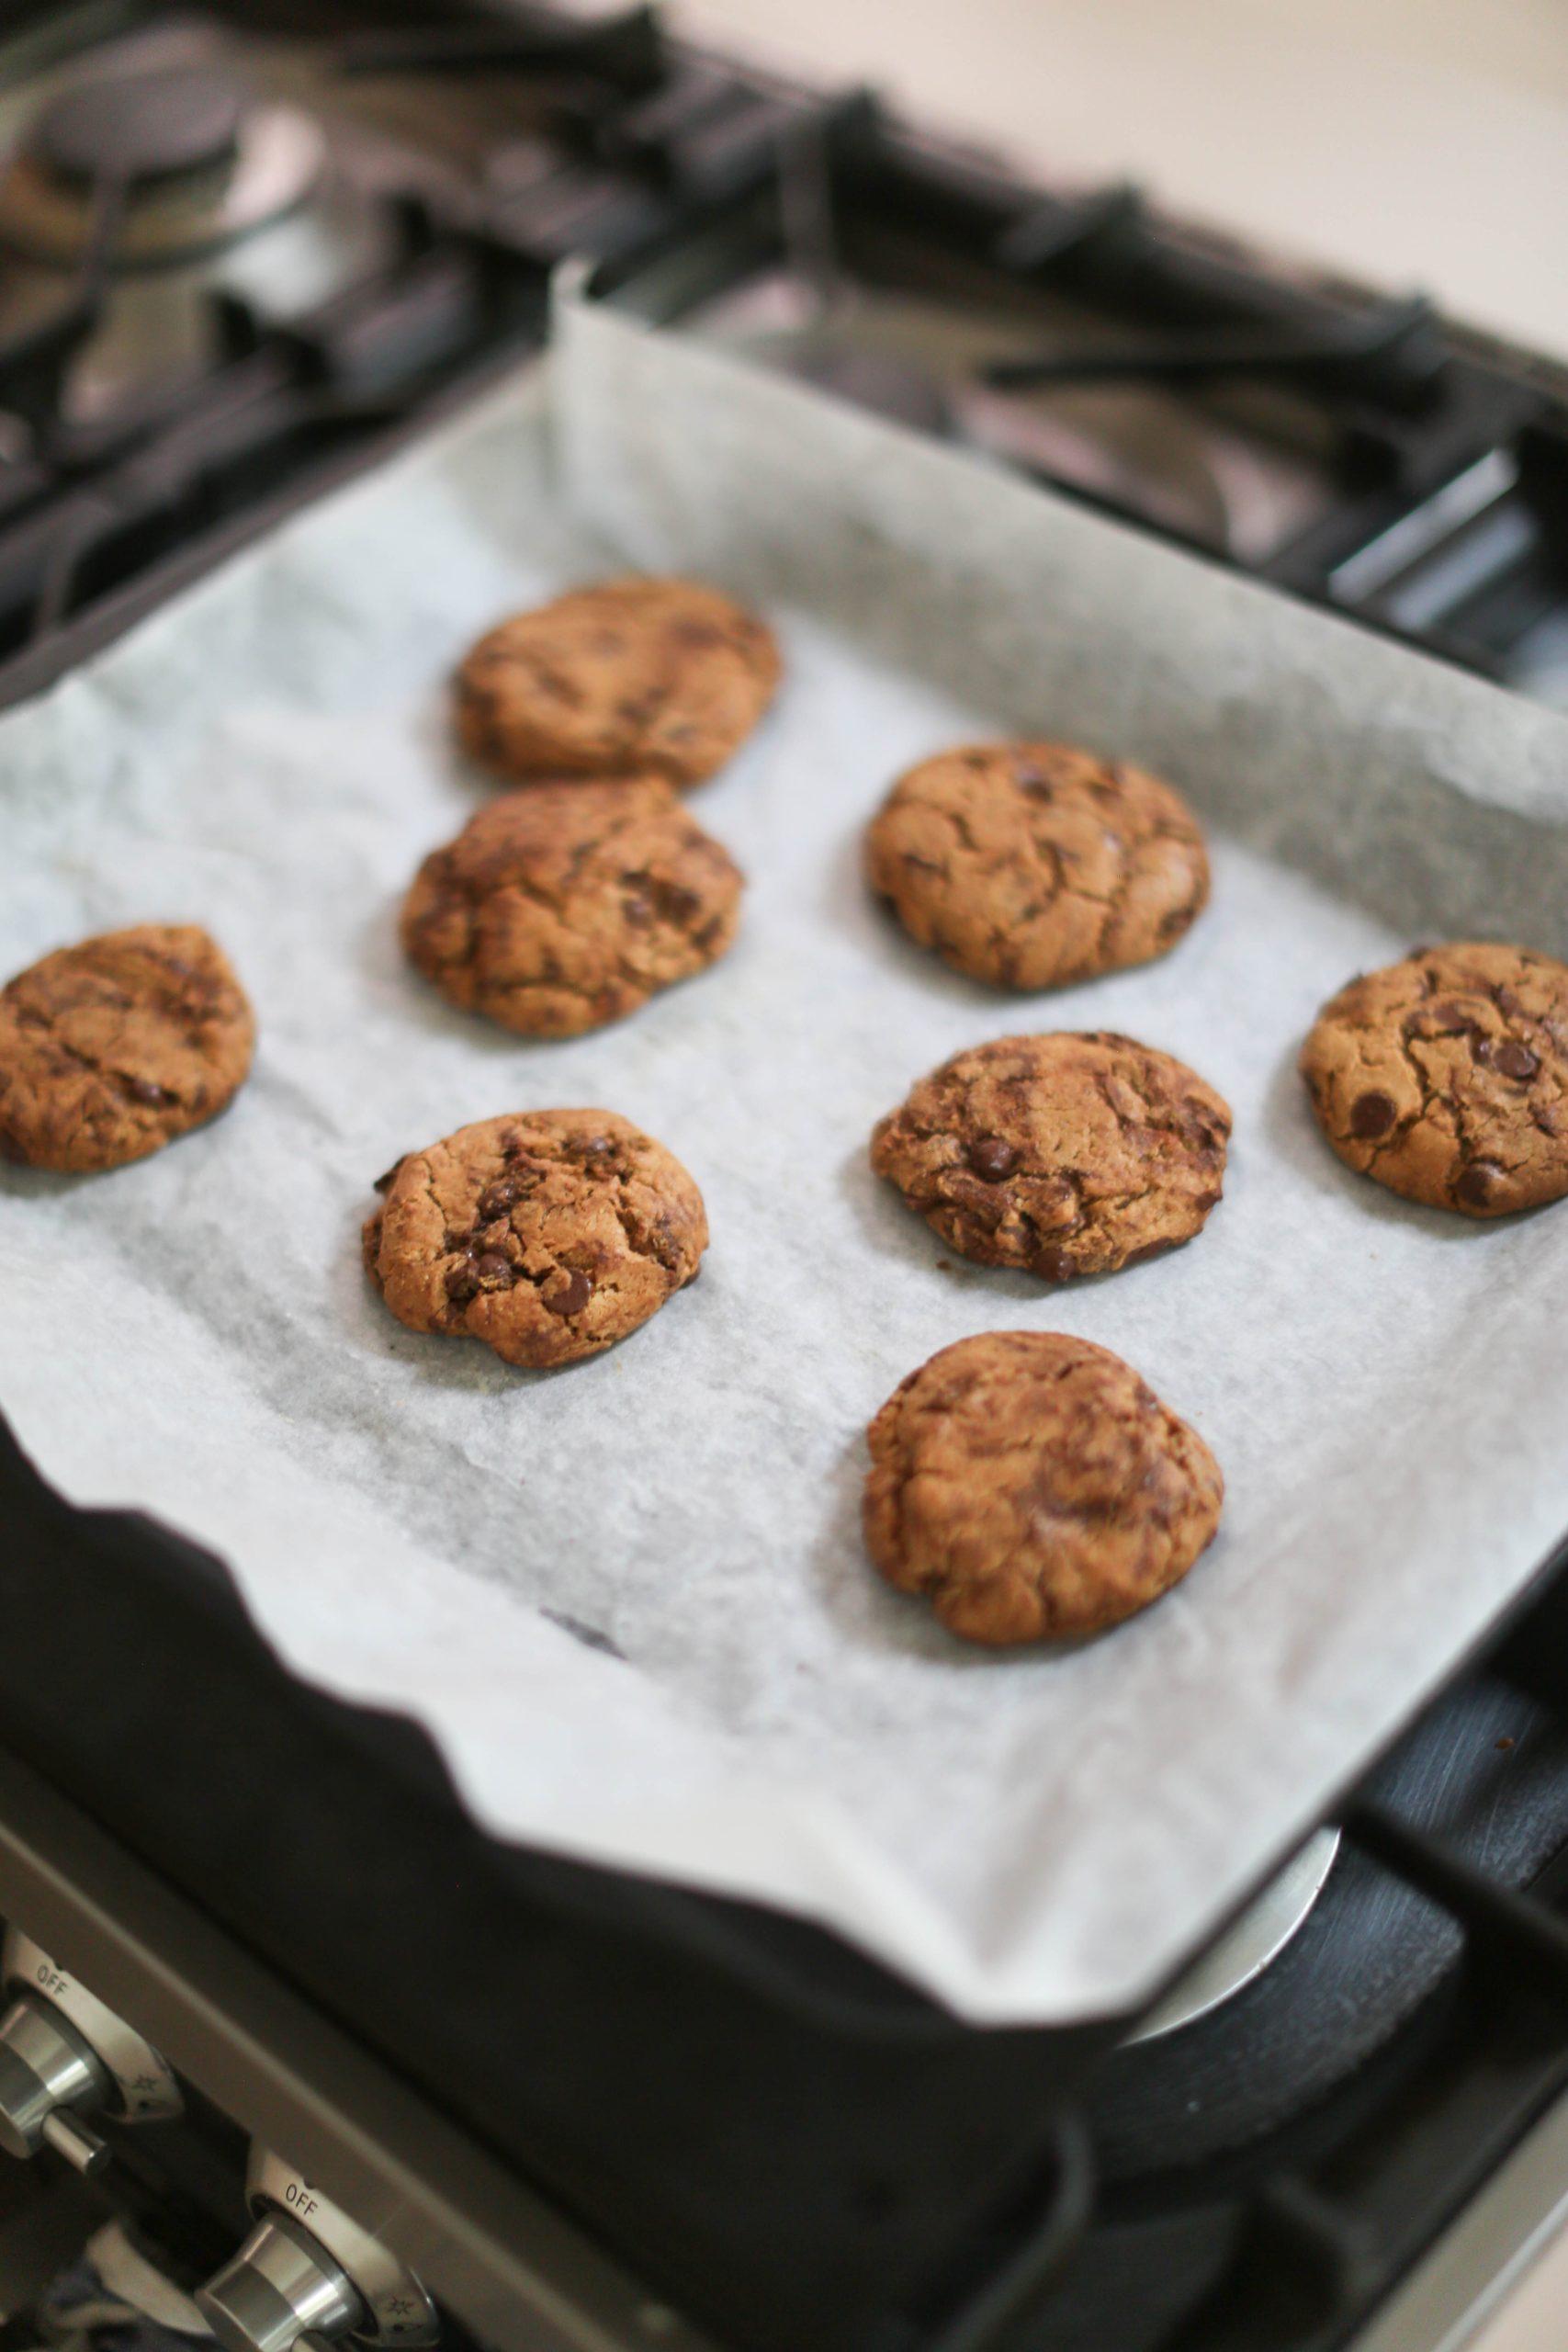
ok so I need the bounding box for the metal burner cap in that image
[0,83,324,272]
[30,65,247,189]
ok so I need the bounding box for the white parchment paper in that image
[5,290,1568,2026]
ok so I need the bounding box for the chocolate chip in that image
[544,1269,593,1317]
[446,1257,481,1303]
[478,1178,523,1220]
[475,1251,513,1286]
[1036,1245,1077,1283]
[126,1076,172,1106]
[622,888,654,928]
[1123,1238,1173,1269]
[1489,1038,1540,1081]
[967,1135,1019,1181]
[1349,1089,1398,1139]
[1455,1159,1504,1210]
[373,1159,405,1195]
[1013,762,1051,798]
[651,878,701,926]
[644,1216,683,1272]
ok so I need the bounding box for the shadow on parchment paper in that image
[0,1160,85,1200]
[1260,1037,1526,1244]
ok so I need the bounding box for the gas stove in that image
[3,3,1567,715]
[3,10,1568,2352]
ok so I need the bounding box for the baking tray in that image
[4,294,1568,2033]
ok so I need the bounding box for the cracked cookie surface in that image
[871,1031,1231,1278]
[1301,941,1568,1218]
[863,1331,1224,1644]
[0,924,254,1173]
[864,740,1210,989]
[364,1109,707,1370]
[455,575,780,788]
[400,780,743,1039]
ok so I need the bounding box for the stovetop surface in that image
[1,1,1565,715]
[4,10,1568,2352]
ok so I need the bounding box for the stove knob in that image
[0,1930,182,2155]
[0,1992,111,2169]
[197,2212,364,2352]
[197,2151,438,2352]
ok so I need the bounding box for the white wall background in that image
[675,0,1568,360]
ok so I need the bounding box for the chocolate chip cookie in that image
[400,780,743,1039]
[864,741,1210,989]
[0,924,254,1174]
[455,576,780,788]
[365,1110,708,1370]
[1301,941,1568,1218]
[871,1031,1230,1279]
[863,1331,1224,1644]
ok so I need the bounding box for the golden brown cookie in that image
[1301,941,1568,1218]
[400,780,743,1039]
[864,740,1210,989]
[364,1110,707,1371]
[863,1332,1223,1644]
[454,576,780,788]
[871,1031,1230,1279]
[0,924,254,1174]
